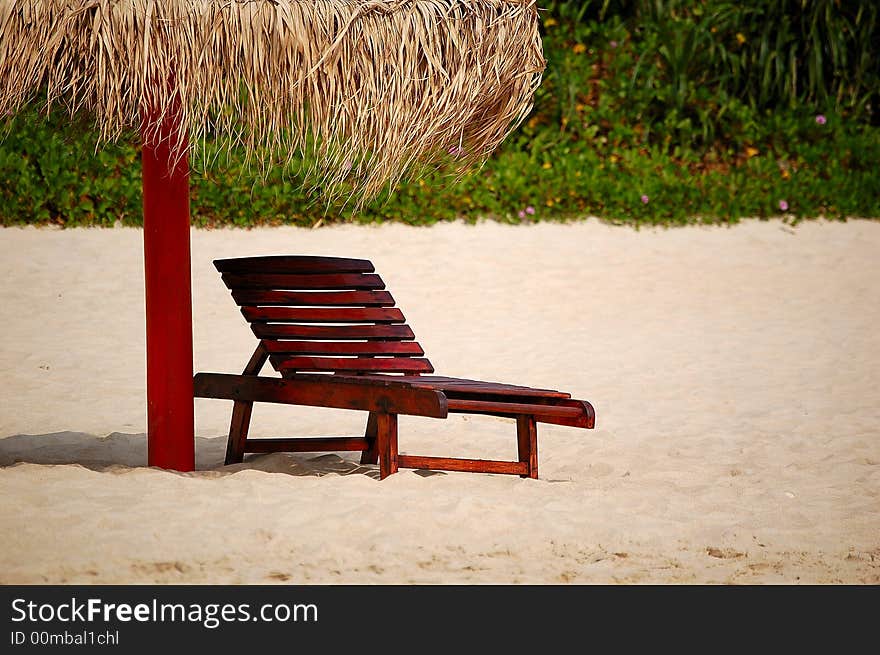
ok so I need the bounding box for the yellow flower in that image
[744,146,759,158]
[781,169,791,180]
[572,43,587,55]
[736,33,746,45]
[575,103,586,113]
[544,18,557,28]
[545,198,554,207]
[609,154,619,163]
[542,161,552,169]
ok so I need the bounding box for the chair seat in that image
[328,374,571,399]
[295,374,594,428]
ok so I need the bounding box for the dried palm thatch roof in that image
[0,0,544,200]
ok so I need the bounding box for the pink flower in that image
[815,114,826,125]
[525,206,535,215]
[518,210,526,219]
[640,194,649,204]
[448,145,465,158]
[609,40,618,49]
[779,200,789,212]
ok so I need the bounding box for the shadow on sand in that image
[0,431,432,479]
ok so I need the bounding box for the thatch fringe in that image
[0,0,544,201]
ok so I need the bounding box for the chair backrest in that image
[215,256,433,377]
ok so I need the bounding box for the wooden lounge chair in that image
[193,256,595,479]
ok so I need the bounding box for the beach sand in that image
[1,219,878,584]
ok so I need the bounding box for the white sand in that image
[1,219,878,584]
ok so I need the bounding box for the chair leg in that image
[516,415,538,479]
[224,400,254,465]
[360,412,379,465]
[223,343,268,465]
[376,413,399,480]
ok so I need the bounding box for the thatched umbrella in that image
[0,0,544,471]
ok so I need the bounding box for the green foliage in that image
[552,0,879,136]
[0,110,141,226]
[1,1,879,228]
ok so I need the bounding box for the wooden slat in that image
[398,455,528,476]
[272,356,434,374]
[262,340,424,356]
[231,290,395,307]
[222,272,384,290]
[193,373,448,418]
[446,398,584,418]
[242,307,405,323]
[215,256,374,274]
[345,375,570,398]
[252,324,415,340]
[244,437,370,453]
[426,392,593,428]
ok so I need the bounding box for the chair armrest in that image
[193,372,448,418]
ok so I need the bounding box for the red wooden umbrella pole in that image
[141,105,196,472]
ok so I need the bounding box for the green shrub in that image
[1,1,878,227]
[0,110,141,226]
